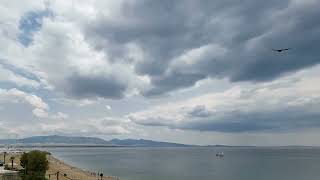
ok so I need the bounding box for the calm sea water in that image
[41,147,320,180]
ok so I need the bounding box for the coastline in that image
[0,152,119,180]
[46,155,119,180]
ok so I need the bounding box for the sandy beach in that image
[0,152,118,180]
[46,155,118,180]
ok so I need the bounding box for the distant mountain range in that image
[109,138,193,147]
[0,135,194,147]
[0,135,107,145]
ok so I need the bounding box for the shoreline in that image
[0,152,119,180]
[46,155,119,180]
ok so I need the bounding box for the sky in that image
[0,0,320,146]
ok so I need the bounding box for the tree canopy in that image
[20,150,49,180]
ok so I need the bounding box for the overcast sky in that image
[0,0,320,145]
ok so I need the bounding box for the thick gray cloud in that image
[86,0,320,96]
[144,72,206,96]
[181,104,320,132]
[65,73,128,99]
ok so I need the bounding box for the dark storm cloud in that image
[143,72,206,96]
[65,73,127,99]
[85,0,320,96]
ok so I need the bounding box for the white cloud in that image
[35,116,131,136]
[51,98,98,107]
[24,94,49,110]
[0,88,67,120]
[32,108,49,118]
[129,65,320,132]
[105,105,111,110]
[0,88,49,118]
[51,112,69,119]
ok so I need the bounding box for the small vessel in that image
[216,152,224,157]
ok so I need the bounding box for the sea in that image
[41,147,320,180]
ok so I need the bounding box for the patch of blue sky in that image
[18,9,53,47]
[0,61,41,82]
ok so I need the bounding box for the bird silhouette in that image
[272,48,291,52]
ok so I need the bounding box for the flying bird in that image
[272,48,291,52]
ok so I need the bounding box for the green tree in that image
[19,150,49,180]
[20,153,28,174]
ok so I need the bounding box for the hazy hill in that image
[0,135,108,145]
[0,135,193,147]
[20,135,108,144]
[109,138,193,147]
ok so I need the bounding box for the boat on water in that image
[216,152,224,157]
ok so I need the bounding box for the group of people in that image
[90,171,103,177]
